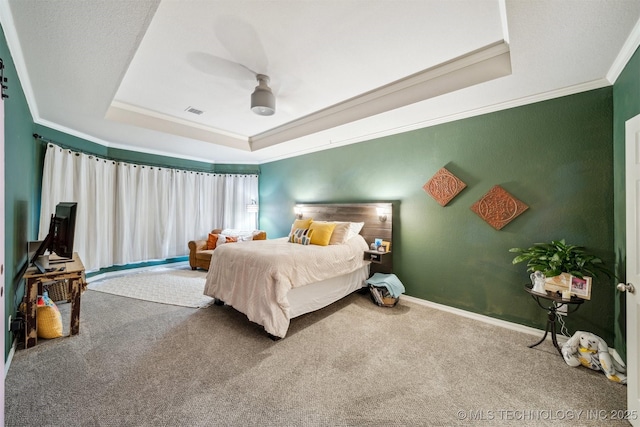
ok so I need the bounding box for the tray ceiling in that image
[1,0,639,164]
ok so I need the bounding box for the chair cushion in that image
[195,250,215,260]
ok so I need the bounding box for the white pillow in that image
[216,234,228,248]
[348,222,365,240]
[220,229,254,241]
[328,222,351,245]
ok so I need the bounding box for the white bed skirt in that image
[288,264,370,318]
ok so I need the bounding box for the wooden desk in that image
[22,253,86,349]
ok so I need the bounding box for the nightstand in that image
[364,250,392,275]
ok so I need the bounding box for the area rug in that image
[88,265,214,308]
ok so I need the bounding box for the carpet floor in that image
[4,284,630,426]
[88,264,214,308]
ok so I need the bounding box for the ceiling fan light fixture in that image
[251,74,275,116]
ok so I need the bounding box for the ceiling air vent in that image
[184,106,204,115]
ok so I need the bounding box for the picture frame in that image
[569,275,592,300]
[381,241,391,252]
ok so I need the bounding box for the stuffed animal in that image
[561,331,627,384]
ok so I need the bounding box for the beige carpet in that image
[88,264,214,308]
[5,282,629,426]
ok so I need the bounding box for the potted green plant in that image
[509,239,612,293]
[509,239,611,278]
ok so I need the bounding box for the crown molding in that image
[35,77,612,167]
[34,118,257,166]
[258,78,611,164]
[250,41,511,151]
[106,101,250,152]
[0,0,39,118]
[607,16,640,84]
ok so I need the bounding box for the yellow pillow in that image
[291,218,313,230]
[309,221,337,246]
[289,218,313,240]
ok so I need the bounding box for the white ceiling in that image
[1,0,640,165]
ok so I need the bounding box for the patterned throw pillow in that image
[289,228,313,245]
[288,218,313,240]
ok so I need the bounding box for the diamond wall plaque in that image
[423,167,467,206]
[471,185,528,230]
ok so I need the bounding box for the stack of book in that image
[369,285,399,307]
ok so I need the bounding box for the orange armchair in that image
[188,228,267,270]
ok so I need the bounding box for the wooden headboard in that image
[295,203,393,272]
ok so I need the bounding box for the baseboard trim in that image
[401,295,630,360]
[401,294,568,343]
[5,339,17,379]
[87,260,190,283]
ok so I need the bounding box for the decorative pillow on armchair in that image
[252,230,267,240]
[220,229,267,241]
[207,233,238,250]
[206,233,219,250]
[216,235,238,248]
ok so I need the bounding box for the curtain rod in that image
[33,133,259,176]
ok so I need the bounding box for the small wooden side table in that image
[363,250,392,275]
[22,252,86,349]
[524,284,584,355]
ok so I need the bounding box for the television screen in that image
[52,202,77,259]
[28,202,77,273]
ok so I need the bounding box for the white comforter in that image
[203,235,369,337]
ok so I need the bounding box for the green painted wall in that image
[261,88,616,343]
[2,23,37,360]
[612,46,640,360]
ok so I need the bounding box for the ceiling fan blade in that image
[187,51,256,81]
[213,15,269,76]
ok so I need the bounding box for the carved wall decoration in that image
[471,185,528,230]
[423,167,467,206]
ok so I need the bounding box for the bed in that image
[203,203,393,338]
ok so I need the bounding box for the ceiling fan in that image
[187,52,276,116]
[186,14,277,117]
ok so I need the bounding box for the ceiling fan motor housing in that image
[251,74,275,116]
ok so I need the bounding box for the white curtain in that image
[39,144,259,272]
